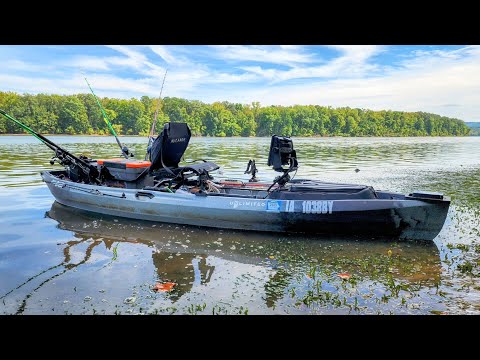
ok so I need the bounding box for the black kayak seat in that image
[149,122,192,172]
[148,122,219,177]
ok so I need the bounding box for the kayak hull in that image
[41,171,450,241]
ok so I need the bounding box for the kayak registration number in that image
[266,200,334,214]
[301,200,334,214]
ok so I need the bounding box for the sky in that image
[0,45,479,121]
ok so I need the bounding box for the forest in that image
[0,91,471,137]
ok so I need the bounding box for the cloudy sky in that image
[1,45,479,121]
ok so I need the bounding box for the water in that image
[0,135,479,315]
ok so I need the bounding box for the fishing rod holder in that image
[244,159,259,182]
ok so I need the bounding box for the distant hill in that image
[466,122,480,128]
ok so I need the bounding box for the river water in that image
[0,136,479,315]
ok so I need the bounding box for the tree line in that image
[0,91,471,137]
[466,122,480,136]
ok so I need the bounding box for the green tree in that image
[344,116,358,136]
[58,96,90,134]
[0,91,471,137]
[77,94,104,134]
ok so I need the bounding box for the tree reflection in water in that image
[152,252,215,301]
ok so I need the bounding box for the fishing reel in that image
[50,150,68,166]
[122,146,135,158]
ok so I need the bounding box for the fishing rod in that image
[145,69,168,160]
[0,109,101,184]
[84,77,132,159]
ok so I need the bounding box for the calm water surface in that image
[1,136,479,314]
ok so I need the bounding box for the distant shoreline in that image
[0,134,145,137]
[0,92,470,137]
[1,134,477,138]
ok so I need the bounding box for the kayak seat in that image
[148,122,220,180]
[149,122,192,172]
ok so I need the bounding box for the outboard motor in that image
[268,135,298,173]
[267,135,298,187]
[149,122,192,173]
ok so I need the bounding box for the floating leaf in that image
[153,282,176,292]
[269,256,275,260]
[387,250,393,257]
[337,273,351,280]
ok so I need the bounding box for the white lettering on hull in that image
[301,200,334,214]
[230,200,266,209]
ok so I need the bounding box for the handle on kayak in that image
[135,191,155,199]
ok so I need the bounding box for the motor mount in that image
[266,135,299,189]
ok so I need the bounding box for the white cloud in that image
[69,56,111,71]
[106,45,147,65]
[327,45,383,62]
[148,45,189,66]
[106,45,167,78]
[1,60,53,73]
[211,46,480,121]
[239,45,383,82]
[1,45,479,121]
[210,45,315,66]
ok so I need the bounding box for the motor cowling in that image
[267,135,298,172]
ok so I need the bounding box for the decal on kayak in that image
[285,200,295,213]
[230,200,266,209]
[266,200,281,212]
[302,200,334,214]
[266,200,295,212]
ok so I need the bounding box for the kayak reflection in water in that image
[1,202,443,314]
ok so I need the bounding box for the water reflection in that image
[34,202,444,314]
[152,253,215,302]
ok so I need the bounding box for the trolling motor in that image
[267,135,298,189]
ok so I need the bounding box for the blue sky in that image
[1,45,479,121]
